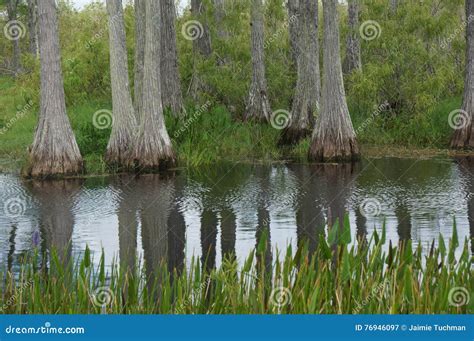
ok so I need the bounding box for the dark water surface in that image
[1,157,473,273]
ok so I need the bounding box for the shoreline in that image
[1,145,473,179]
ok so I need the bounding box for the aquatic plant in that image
[1,220,472,314]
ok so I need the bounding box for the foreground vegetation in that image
[1,220,472,314]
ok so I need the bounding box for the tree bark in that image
[343,0,362,74]
[133,0,146,119]
[26,0,83,178]
[7,0,22,75]
[160,0,184,115]
[129,0,175,171]
[27,0,38,56]
[280,0,320,144]
[390,0,401,13]
[189,0,213,100]
[191,0,212,57]
[214,0,229,40]
[244,0,272,122]
[105,0,137,168]
[309,0,359,162]
[214,0,229,65]
[287,0,300,67]
[451,0,474,149]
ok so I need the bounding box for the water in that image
[1,157,473,274]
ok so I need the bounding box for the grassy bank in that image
[0,77,467,175]
[1,221,472,314]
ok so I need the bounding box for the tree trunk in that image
[244,0,272,122]
[105,0,137,168]
[343,0,361,74]
[189,0,213,100]
[287,0,300,67]
[191,0,212,57]
[214,0,229,40]
[390,0,400,13]
[26,0,83,178]
[214,0,229,65]
[27,0,38,56]
[7,0,22,75]
[309,0,359,162]
[129,0,175,171]
[280,0,320,144]
[133,0,146,119]
[160,0,184,116]
[451,0,474,149]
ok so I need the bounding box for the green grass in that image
[1,219,472,314]
[0,76,466,175]
[350,97,462,148]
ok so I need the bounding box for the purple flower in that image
[32,230,40,248]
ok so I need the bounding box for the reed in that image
[1,220,472,314]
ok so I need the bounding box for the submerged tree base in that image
[128,144,176,173]
[308,137,360,162]
[22,156,84,179]
[450,123,474,149]
[278,127,312,146]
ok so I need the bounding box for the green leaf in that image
[438,233,446,257]
[84,244,91,268]
[339,214,351,245]
[327,218,339,245]
[318,234,332,260]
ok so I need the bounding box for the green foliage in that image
[347,0,465,147]
[166,103,284,166]
[1,219,472,314]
